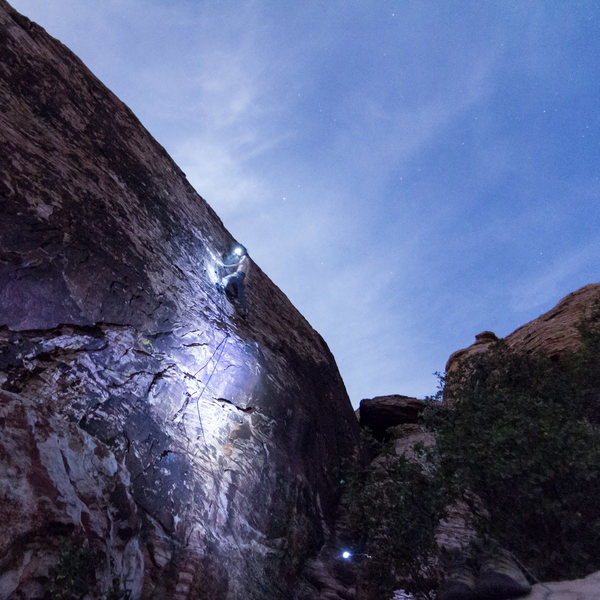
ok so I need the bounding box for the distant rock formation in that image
[446,283,600,373]
[439,283,600,599]
[363,285,600,599]
[358,395,426,438]
[505,283,600,356]
[0,2,359,598]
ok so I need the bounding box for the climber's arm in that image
[219,259,240,268]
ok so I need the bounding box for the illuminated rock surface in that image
[0,2,359,598]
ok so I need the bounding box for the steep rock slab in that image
[0,2,359,598]
[446,283,600,373]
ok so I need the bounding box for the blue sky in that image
[11,0,600,407]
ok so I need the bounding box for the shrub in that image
[428,298,600,580]
[47,541,131,600]
[344,430,446,599]
[48,542,94,600]
[345,295,600,594]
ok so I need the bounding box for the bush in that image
[427,299,600,580]
[344,430,446,599]
[344,295,600,594]
[47,541,131,600]
[48,542,94,600]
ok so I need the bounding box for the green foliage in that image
[344,430,446,599]
[104,579,131,600]
[427,298,600,580]
[48,542,94,600]
[48,541,131,600]
[344,295,600,594]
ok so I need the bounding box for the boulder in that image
[446,331,499,374]
[358,395,426,435]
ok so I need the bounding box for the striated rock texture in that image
[446,283,600,373]
[0,2,359,598]
[505,282,600,356]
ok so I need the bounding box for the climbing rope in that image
[191,333,229,508]
[192,333,228,379]
[193,334,229,418]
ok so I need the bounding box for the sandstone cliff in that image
[0,2,359,598]
[446,283,600,373]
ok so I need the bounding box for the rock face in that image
[0,2,359,598]
[446,283,600,373]
[445,331,498,374]
[505,283,600,356]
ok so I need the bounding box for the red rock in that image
[359,395,426,433]
[505,283,600,356]
[446,331,499,374]
[446,283,600,374]
[0,1,359,597]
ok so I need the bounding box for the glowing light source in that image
[342,550,352,560]
[233,246,243,256]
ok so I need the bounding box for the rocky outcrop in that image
[352,285,600,599]
[439,283,600,599]
[505,283,600,356]
[0,2,359,598]
[445,331,498,374]
[358,395,426,438]
[390,423,435,464]
[446,283,600,373]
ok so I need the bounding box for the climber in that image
[216,244,250,314]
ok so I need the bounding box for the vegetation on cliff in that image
[344,434,445,598]
[345,296,600,598]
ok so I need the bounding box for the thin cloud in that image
[9,0,600,407]
[510,240,600,314]
[335,52,498,176]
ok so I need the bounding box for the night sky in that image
[10,0,600,407]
